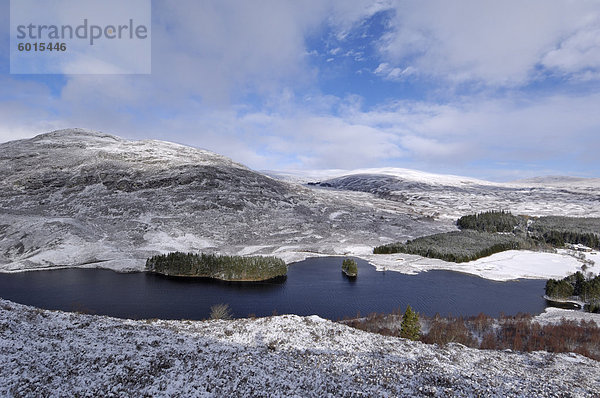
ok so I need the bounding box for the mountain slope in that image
[0,129,445,271]
[312,170,600,220]
[1,298,599,397]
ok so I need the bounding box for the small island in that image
[342,258,358,277]
[146,252,287,282]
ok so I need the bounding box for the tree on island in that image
[342,258,358,277]
[145,252,287,281]
[400,305,421,341]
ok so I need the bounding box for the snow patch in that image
[534,307,600,326]
[328,210,347,220]
[361,250,587,281]
[142,231,214,253]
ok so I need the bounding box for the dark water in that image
[0,257,548,320]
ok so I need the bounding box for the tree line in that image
[373,230,534,263]
[458,211,600,249]
[456,210,524,233]
[374,211,599,262]
[546,271,600,312]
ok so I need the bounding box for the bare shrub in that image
[472,313,492,334]
[343,309,600,362]
[209,303,233,320]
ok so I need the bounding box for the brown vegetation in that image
[341,310,600,361]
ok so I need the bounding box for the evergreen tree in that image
[400,305,421,341]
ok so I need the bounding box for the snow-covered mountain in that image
[0,129,447,272]
[513,175,600,186]
[1,129,598,273]
[305,169,600,220]
[267,167,496,187]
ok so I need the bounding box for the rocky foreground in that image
[1,299,599,397]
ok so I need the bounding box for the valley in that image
[1,129,599,396]
[1,129,598,282]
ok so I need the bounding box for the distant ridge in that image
[513,176,600,185]
[265,167,494,187]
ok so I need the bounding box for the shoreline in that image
[1,248,597,283]
[147,270,287,283]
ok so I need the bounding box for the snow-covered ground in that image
[304,170,600,220]
[2,130,599,276]
[534,307,600,326]
[354,249,597,282]
[2,130,600,395]
[0,129,453,273]
[1,298,599,397]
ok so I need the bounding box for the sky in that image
[1,0,600,181]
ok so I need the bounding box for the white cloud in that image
[0,77,64,141]
[1,0,599,180]
[148,0,330,104]
[2,70,600,178]
[400,135,466,161]
[374,62,416,80]
[541,22,600,78]
[378,0,600,85]
[185,91,600,173]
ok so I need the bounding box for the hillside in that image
[311,170,600,220]
[2,129,599,275]
[0,129,445,272]
[1,298,599,397]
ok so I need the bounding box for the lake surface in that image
[0,257,548,320]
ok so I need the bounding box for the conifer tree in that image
[400,305,421,341]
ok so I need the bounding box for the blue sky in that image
[1,0,600,180]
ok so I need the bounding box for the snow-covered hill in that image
[307,169,600,220]
[1,129,598,274]
[513,175,600,186]
[268,167,496,187]
[0,129,449,272]
[1,298,599,397]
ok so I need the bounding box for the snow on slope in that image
[358,249,597,282]
[2,129,599,278]
[514,176,600,187]
[271,167,600,189]
[268,167,496,187]
[535,307,600,326]
[0,129,453,273]
[310,171,600,220]
[1,298,599,397]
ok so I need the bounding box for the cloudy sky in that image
[1,0,600,180]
